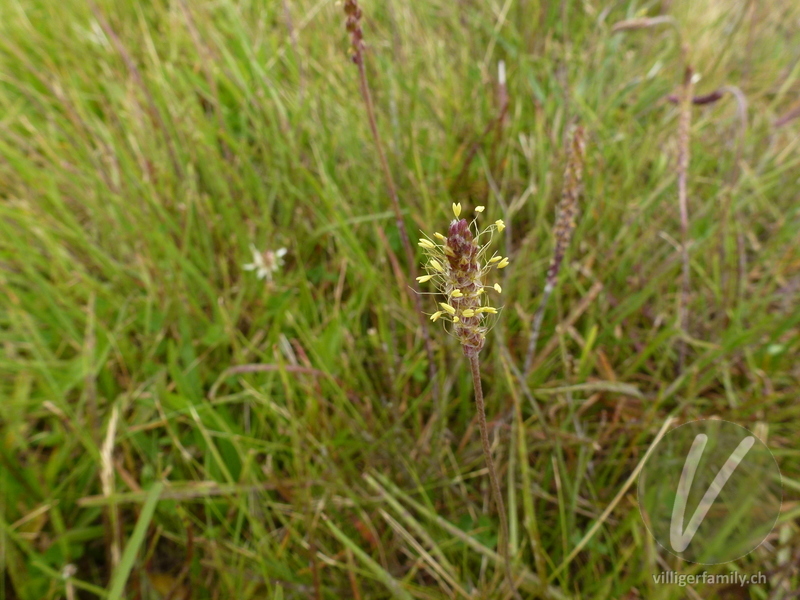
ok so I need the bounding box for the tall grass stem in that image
[468,351,520,599]
[346,1,438,395]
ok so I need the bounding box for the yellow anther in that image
[452,202,462,218]
[429,259,444,272]
[461,309,475,317]
[475,205,485,213]
[434,232,446,241]
[451,289,463,298]
[440,302,456,315]
[476,306,498,314]
[416,274,434,283]
[430,311,443,322]
[495,219,505,232]
[488,256,502,264]
[494,283,502,293]
[418,239,436,249]
[497,257,510,269]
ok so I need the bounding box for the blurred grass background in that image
[0,0,799,598]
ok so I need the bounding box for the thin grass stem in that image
[467,350,521,599]
[676,66,694,370]
[345,0,438,395]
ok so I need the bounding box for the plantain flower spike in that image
[416,204,508,355]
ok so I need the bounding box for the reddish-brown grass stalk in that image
[343,0,437,392]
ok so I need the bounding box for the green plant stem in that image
[523,281,554,377]
[467,350,520,599]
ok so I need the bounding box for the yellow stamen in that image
[494,283,502,293]
[429,259,444,272]
[440,302,456,315]
[434,232,446,241]
[453,316,461,323]
[416,274,434,283]
[461,309,475,317]
[488,256,502,264]
[451,289,463,298]
[497,257,510,269]
[452,202,462,218]
[495,219,505,232]
[444,245,455,257]
[476,306,498,314]
[430,311,443,322]
[475,205,485,213]
[418,239,435,249]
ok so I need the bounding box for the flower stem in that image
[467,350,520,599]
[352,30,438,399]
[676,65,693,371]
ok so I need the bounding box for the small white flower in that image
[243,244,287,281]
[62,564,77,579]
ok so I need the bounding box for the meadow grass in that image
[1,0,799,598]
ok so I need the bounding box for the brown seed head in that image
[416,204,508,356]
[342,0,364,64]
[446,219,484,354]
[548,125,586,287]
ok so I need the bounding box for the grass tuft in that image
[1,0,799,598]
